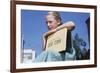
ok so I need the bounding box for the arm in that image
[43,21,75,37]
[43,29,57,37]
[56,21,75,31]
[42,34,46,50]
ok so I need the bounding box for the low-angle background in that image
[21,10,90,59]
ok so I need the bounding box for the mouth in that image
[48,26,53,30]
[49,27,56,30]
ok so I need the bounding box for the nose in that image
[47,22,52,27]
[47,23,50,26]
[47,22,53,30]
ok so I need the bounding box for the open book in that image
[45,28,68,52]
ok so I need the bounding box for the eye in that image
[48,21,52,23]
[46,21,52,24]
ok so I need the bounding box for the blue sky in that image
[21,10,90,56]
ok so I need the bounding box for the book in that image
[45,28,68,52]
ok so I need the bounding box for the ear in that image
[57,20,61,25]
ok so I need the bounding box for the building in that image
[22,49,35,63]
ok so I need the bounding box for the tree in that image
[73,33,82,60]
[73,33,88,60]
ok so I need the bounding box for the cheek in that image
[53,22,59,27]
[52,24,58,29]
[52,22,57,26]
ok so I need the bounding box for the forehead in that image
[46,14,56,20]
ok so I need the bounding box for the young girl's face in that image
[46,14,60,30]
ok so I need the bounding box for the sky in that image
[21,10,90,56]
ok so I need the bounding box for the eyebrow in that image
[46,21,53,24]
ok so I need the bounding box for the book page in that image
[46,28,67,52]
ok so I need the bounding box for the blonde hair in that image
[47,11,62,25]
